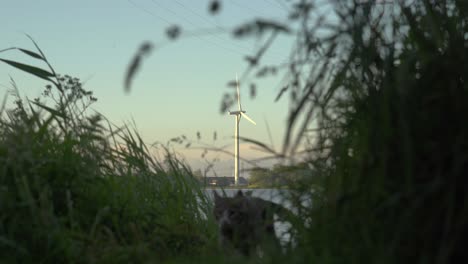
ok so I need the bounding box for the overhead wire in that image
[229,0,270,18]
[150,0,255,54]
[172,0,261,55]
[262,0,288,13]
[173,0,228,33]
[129,0,292,108]
[140,0,266,59]
[173,0,279,59]
[146,0,286,61]
[272,0,289,10]
[127,0,171,25]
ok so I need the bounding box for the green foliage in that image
[248,163,313,188]
[0,42,216,263]
[248,167,272,187]
[283,1,468,263]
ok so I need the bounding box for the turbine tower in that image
[228,74,256,186]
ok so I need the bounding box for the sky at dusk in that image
[0,0,331,176]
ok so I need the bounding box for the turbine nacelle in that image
[228,73,256,125]
[228,110,246,115]
[228,110,256,125]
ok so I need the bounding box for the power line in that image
[173,0,228,33]
[230,0,270,18]
[271,0,289,10]
[127,0,171,25]
[146,0,285,61]
[129,0,289,76]
[150,0,262,54]
[262,0,287,13]
[172,0,288,59]
[129,0,248,57]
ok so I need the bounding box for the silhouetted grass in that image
[0,71,217,262]
[280,1,468,263]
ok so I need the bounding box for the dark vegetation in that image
[0,40,216,263]
[248,163,312,188]
[1,0,467,263]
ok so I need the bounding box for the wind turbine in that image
[228,74,256,186]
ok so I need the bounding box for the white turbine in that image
[228,74,256,186]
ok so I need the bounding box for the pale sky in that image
[0,0,329,176]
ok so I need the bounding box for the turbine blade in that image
[236,73,242,111]
[240,112,256,125]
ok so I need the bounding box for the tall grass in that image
[279,1,468,263]
[0,48,216,262]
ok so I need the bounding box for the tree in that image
[248,167,272,187]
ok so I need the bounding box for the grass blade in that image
[17,48,44,60]
[31,101,66,119]
[0,59,53,81]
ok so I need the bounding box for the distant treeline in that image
[248,163,315,188]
